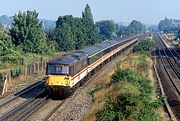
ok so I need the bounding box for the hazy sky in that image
[0,0,179,24]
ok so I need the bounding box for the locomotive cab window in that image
[47,64,70,75]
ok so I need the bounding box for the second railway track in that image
[0,88,48,121]
[0,80,48,121]
[155,33,180,120]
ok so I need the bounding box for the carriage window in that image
[47,65,69,75]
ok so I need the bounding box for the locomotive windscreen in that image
[47,65,69,75]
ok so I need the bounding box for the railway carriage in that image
[46,35,140,96]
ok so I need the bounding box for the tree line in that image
[0,4,145,65]
[158,17,180,39]
[54,4,100,51]
[117,20,146,36]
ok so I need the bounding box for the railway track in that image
[0,80,48,121]
[155,33,180,120]
[0,81,45,109]
[161,35,180,68]
[0,88,48,121]
[158,35,180,79]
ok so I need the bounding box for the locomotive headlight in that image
[65,75,70,79]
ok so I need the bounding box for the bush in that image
[133,39,155,54]
[96,100,117,121]
[116,93,139,119]
[97,68,162,121]
[136,104,161,121]
[11,66,23,78]
[96,93,139,121]
[0,28,23,64]
[111,68,141,84]
[1,49,23,64]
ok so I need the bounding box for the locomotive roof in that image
[47,51,87,65]
[80,39,123,56]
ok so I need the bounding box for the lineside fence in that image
[0,58,52,95]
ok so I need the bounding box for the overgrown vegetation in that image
[96,68,163,121]
[0,29,22,66]
[133,38,155,54]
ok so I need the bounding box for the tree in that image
[54,23,75,51]
[10,11,48,54]
[117,26,130,36]
[128,20,145,33]
[0,29,13,52]
[82,4,94,22]
[73,17,87,50]
[54,15,86,50]
[82,4,100,45]
[0,29,22,63]
[53,4,100,51]
[96,20,117,39]
[117,20,145,36]
[158,17,173,32]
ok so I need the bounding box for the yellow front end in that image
[46,75,72,87]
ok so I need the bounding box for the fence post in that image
[28,65,31,75]
[34,63,36,74]
[45,60,47,69]
[43,60,46,71]
[2,76,7,95]
[24,65,27,76]
[8,71,12,82]
[37,62,39,73]
[41,58,43,71]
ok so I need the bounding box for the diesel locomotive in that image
[45,35,142,96]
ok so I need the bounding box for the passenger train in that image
[45,34,143,96]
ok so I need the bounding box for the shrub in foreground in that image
[96,69,162,121]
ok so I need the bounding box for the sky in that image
[0,0,179,25]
